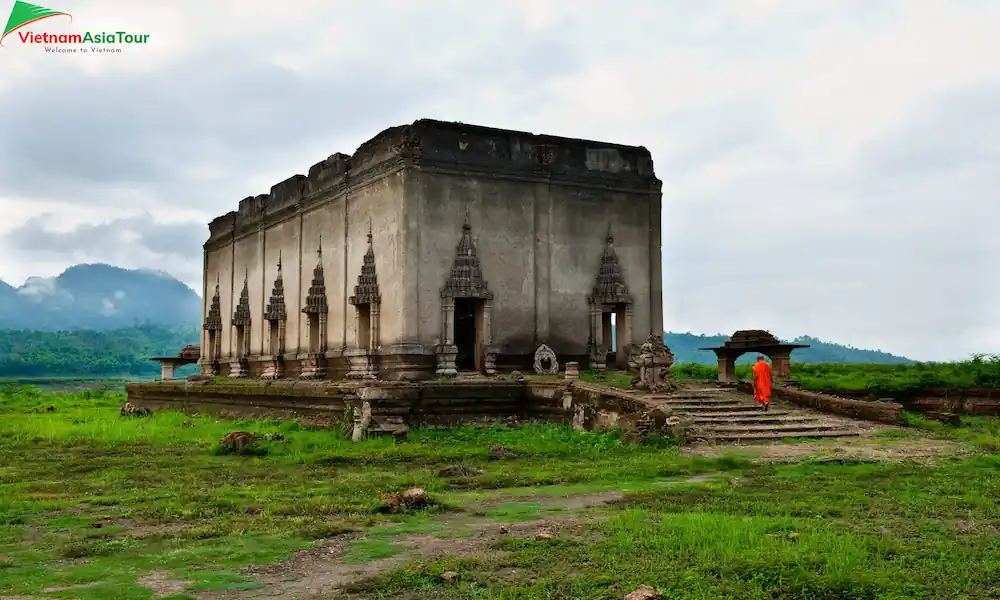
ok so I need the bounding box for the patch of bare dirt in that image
[684,438,968,462]
[475,490,625,512]
[137,570,195,598]
[198,518,577,600]
[40,582,100,593]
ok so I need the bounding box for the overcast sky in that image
[0,0,996,361]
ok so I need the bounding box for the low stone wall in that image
[125,377,660,437]
[808,387,1000,417]
[737,382,901,423]
[125,379,358,427]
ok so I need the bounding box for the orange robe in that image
[752,360,772,405]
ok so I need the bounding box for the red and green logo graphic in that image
[1,0,149,49]
[1,1,71,47]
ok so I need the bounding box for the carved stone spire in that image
[302,237,328,314]
[264,253,287,321]
[350,221,381,306]
[589,227,631,305]
[204,277,223,331]
[232,270,252,326]
[441,212,492,299]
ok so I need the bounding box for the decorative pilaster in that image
[436,297,458,377]
[200,279,223,376]
[370,302,381,350]
[348,222,382,379]
[262,256,287,380]
[301,240,329,379]
[482,298,496,375]
[229,272,252,378]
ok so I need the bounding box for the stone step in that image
[650,391,727,399]
[688,415,817,425]
[710,429,860,442]
[654,397,747,406]
[679,409,791,418]
[706,423,841,434]
[663,404,760,413]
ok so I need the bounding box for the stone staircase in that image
[644,386,861,442]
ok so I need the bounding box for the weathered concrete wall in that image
[201,119,662,375]
[402,120,662,366]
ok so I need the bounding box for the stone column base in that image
[198,358,218,377]
[379,343,435,381]
[434,344,459,378]
[588,344,607,372]
[298,352,326,379]
[484,345,499,376]
[228,357,249,378]
[259,355,284,380]
[345,348,378,380]
[564,361,580,380]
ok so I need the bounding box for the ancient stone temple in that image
[198,119,663,381]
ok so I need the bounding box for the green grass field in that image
[2,384,1000,599]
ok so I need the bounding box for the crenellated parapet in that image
[203,119,662,249]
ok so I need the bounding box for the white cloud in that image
[0,0,997,361]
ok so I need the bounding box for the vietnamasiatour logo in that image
[1,0,149,53]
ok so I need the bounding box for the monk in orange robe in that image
[752,355,772,411]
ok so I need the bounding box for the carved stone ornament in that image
[349,224,381,306]
[588,228,631,306]
[264,255,287,322]
[302,239,329,315]
[204,280,223,331]
[533,344,559,375]
[441,213,492,300]
[232,272,251,327]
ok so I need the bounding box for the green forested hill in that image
[0,324,199,377]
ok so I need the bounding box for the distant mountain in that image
[661,332,915,365]
[0,264,201,331]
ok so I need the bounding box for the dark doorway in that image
[454,298,477,371]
